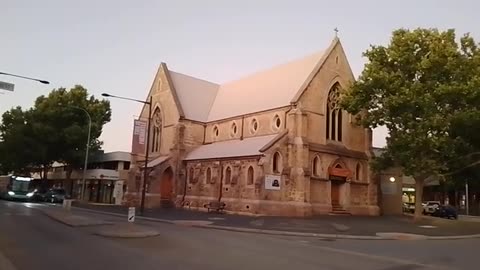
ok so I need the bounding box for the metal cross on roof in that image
[334,27,339,37]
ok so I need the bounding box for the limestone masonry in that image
[125,37,380,216]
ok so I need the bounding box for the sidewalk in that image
[72,202,480,239]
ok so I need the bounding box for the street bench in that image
[207,201,226,213]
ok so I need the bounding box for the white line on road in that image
[311,245,454,270]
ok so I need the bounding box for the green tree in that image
[0,107,37,174]
[31,85,111,181]
[341,28,480,219]
[0,86,111,184]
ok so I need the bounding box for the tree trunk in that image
[414,177,425,221]
[42,165,49,190]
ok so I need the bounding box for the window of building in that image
[213,125,219,138]
[189,167,195,183]
[272,152,282,174]
[355,163,361,181]
[231,122,238,137]
[272,114,281,130]
[151,108,162,152]
[224,166,232,185]
[206,167,212,184]
[312,156,320,176]
[247,166,254,185]
[326,84,343,142]
[250,118,259,134]
[123,162,130,170]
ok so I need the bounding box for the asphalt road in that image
[0,201,473,270]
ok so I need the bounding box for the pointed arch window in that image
[312,156,321,177]
[247,166,254,185]
[224,166,232,185]
[151,108,162,152]
[189,167,195,183]
[326,84,343,142]
[355,163,362,181]
[273,152,282,174]
[206,167,212,184]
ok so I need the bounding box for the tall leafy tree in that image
[31,85,111,180]
[341,28,480,218]
[0,86,111,184]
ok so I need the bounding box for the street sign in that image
[0,81,14,91]
[128,207,135,223]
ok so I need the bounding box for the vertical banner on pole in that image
[131,119,147,155]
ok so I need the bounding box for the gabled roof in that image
[184,134,277,160]
[207,49,326,121]
[162,38,340,122]
[169,71,219,122]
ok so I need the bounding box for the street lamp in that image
[0,71,50,84]
[62,105,92,201]
[102,92,152,215]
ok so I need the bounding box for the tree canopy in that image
[341,28,480,218]
[0,85,111,179]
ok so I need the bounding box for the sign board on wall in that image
[131,119,147,155]
[265,174,281,190]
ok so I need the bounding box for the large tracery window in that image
[151,108,162,153]
[326,84,343,142]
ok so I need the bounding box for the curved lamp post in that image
[0,71,50,84]
[63,105,92,201]
[102,93,152,215]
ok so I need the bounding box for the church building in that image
[125,37,379,216]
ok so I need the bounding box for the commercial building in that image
[47,151,131,204]
[126,37,379,216]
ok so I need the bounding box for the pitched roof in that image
[142,155,170,168]
[169,71,219,122]
[166,38,339,122]
[207,50,326,121]
[184,134,277,160]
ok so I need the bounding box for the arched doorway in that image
[160,167,174,208]
[328,162,351,210]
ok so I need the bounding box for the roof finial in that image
[334,27,339,37]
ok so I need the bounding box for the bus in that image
[0,175,42,201]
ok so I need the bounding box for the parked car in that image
[431,205,458,220]
[44,188,67,203]
[422,201,441,215]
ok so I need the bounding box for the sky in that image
[1,0,479,152]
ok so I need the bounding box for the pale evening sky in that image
[1,0,478,152]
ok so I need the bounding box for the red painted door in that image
[331,183,340,205]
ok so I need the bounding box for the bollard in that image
[63,199,72,211]
[128,207,135,223]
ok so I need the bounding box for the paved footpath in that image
[72,202,480,239]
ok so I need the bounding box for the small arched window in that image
[247,166,254,185]
[189,167,194,183]
[206,167,212,184]
[326,84,342,142]
[312,156,321,176]
[356,163,361,181]
[213,125,219,138]
[225,167,232,185]
[273,152,282,174]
